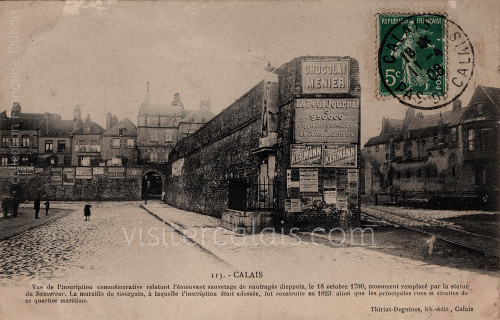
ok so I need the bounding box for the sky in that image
[0,0,498,145]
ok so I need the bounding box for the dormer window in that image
[476,103,484,115]
[118,128,125,136]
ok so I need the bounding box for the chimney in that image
[73,105,82,129]
[404,107,415,126]
[172,93,183,106]
[452,99,462,111]
[11,102,21,118]
[85,114,91,124]
[381,117,388,134]
[112,115,118,127]
[200,97,211,110]
[106,112,113,130]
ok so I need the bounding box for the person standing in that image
[44,200,50,215]
[12,198,20,218]
[34,198,41,219]
[84,204,92,221]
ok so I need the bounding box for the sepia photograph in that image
[0,1,498,319]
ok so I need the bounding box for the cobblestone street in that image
[0,202,227,285]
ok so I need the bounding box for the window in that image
[396,171,401,179]
[150,130,158,142]
[407,150,412,158]
[406,170,411,179]
[150,151,158,163]
[480,128,492,151]
[126,139,135,148]
[49,157,58,165]
[147,116,159,126]
[1,136,8,148]
[160,117,168,127]
[57,140,66,153]
[64,156,71,165]
[476,103,484,115]
[138,116,146,126]
[467,129,475,151]
[385,144,389,150]
[451,127,458,143]
[11,135,19,147]
[21,156,29,164]
[375,145,379,152]
[1,157,8,166]
[118,128,125,136]
[396,143,400,150]
[22,135,30,148]
[475,167,487,185]
[417,169,422,178]
[385,153,390,160]
[164,130,174,142]
[451,167,456,176]
[112,138,121,149]
[45,140,53,152]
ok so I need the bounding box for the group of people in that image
[33,199,50,219]
[32,200,92,221]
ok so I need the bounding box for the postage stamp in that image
[377,14,474,110]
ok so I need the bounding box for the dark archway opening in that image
[142,171,163,199]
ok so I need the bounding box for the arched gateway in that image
[142,170,164,199]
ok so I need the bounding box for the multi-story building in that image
[362,85,499,198]
[137,92,185,163]
[37,113,73,166]
[101,117,138,166]
[0,103,42,166]
[70,107,105,166]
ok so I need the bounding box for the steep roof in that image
[180,106,215,124]
[70,120,105,136]
[363,85,499,147]
[103,118,137,137]
[0,117,41,131]
[40,118,74,137]
[138,94,184,117]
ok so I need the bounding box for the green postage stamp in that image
[378,14,447,104]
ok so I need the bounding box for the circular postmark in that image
[378,14,474,110]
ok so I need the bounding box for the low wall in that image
[0,166,142,201]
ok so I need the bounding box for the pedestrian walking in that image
[34,198,41,219]
[44,200,50,215]
[84,204,92,221]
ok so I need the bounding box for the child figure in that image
[45,200,50,215]
[84,204,92,221]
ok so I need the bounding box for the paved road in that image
[0,202,227,285]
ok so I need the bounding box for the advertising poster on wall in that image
[50,167,62,185]
[127,168,142,179]
[285,198,302,213]
[34,167,44,174]
[62,168,75,185]
[290,144,323,167]
[294,98,359,144]
[324,144,357,168]
[108,167,125,179]
[92,167,105,177]
[299,168,318,192]
[76,167,92,179]
[17,166,34,175]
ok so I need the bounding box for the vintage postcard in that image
[0,1,498,319]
